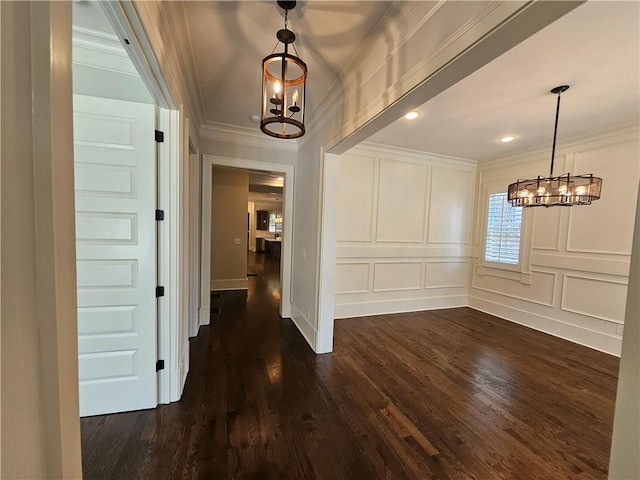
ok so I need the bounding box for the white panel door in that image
[73,95,157,417]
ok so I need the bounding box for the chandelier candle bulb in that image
[507,86,602,207]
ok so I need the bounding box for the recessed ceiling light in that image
[250,114,261,123]
[403,111,420,120]
[500,135,516,143]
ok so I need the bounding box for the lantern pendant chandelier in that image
[507,85,602,207]
[260,1,307,139]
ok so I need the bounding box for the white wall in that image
[469,126,640,355]
[1,2,82,477]
[334,144,476,318]
[609,179,640,478]
[210,167,249,291]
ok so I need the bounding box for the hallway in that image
[81,252,618,479]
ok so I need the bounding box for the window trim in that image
[480,185,532,283]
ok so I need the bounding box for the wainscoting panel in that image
[567,140,640,255]
[561,274,628,323]
[337,153,376,242]
[425,260,468,289]
[373,262,422,292]
[472,267,556,307]
[532,207,561,251]
[471,127,638,355]
[335,144,476,318]
[376,158,428,243]
[335,262,370,294]
[428,167,474,244]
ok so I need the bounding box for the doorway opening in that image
[200,156,294,325]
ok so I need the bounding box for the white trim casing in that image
[316,152,340,353]
[188,149,201,338]
[101,0,189,404]
[156,108,185,404]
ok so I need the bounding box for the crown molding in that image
[200,122,299,153]
[357,141,477,169]
[306,2,438,134]
[480,122,640,172]
[72,25,124,51]
[72,25,141,77]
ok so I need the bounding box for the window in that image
[484,192,522,265]
[269,213,283,233]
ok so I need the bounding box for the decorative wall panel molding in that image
[336,244,472,259]
[566,140,639,256]
[335,262,371,294]
[376,159,428,243]
[532,207,562,251]
[427,167,474,244]
[337,153,376,242]
[373,261,423,292]
[425,261,468,289]
[472,267,556,307]
[531,253,631,277]
[561,274,628,324]
[335,295,467,320]
[468,296,622,356]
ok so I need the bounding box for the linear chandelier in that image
[260,1,307,139]
[507,85,602,207]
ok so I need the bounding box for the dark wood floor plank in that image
[81,252,619,479]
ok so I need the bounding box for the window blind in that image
[484,192,522,265]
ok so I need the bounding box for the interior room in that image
[1,1,638,479]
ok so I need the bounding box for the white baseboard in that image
[210,278,248,291]
[468,296,622,356]
[334,295,467,319]
[291,303,317,351]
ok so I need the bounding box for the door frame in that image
[101,2,187,404]
[200,155,295,322]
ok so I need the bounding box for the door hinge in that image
[155,209,165,221]
[156,359,165,371]
[156,286,165,297]
[155,130,164,143]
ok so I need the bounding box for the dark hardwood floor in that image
[81,252,619,479]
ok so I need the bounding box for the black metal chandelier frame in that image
[507,85,603,208]
[260,1,307,139]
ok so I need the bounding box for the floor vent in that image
[211,306,222,315]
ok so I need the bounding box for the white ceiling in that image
[182,1,395,128]
[75,1,638,162]
[367,1,640,162]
